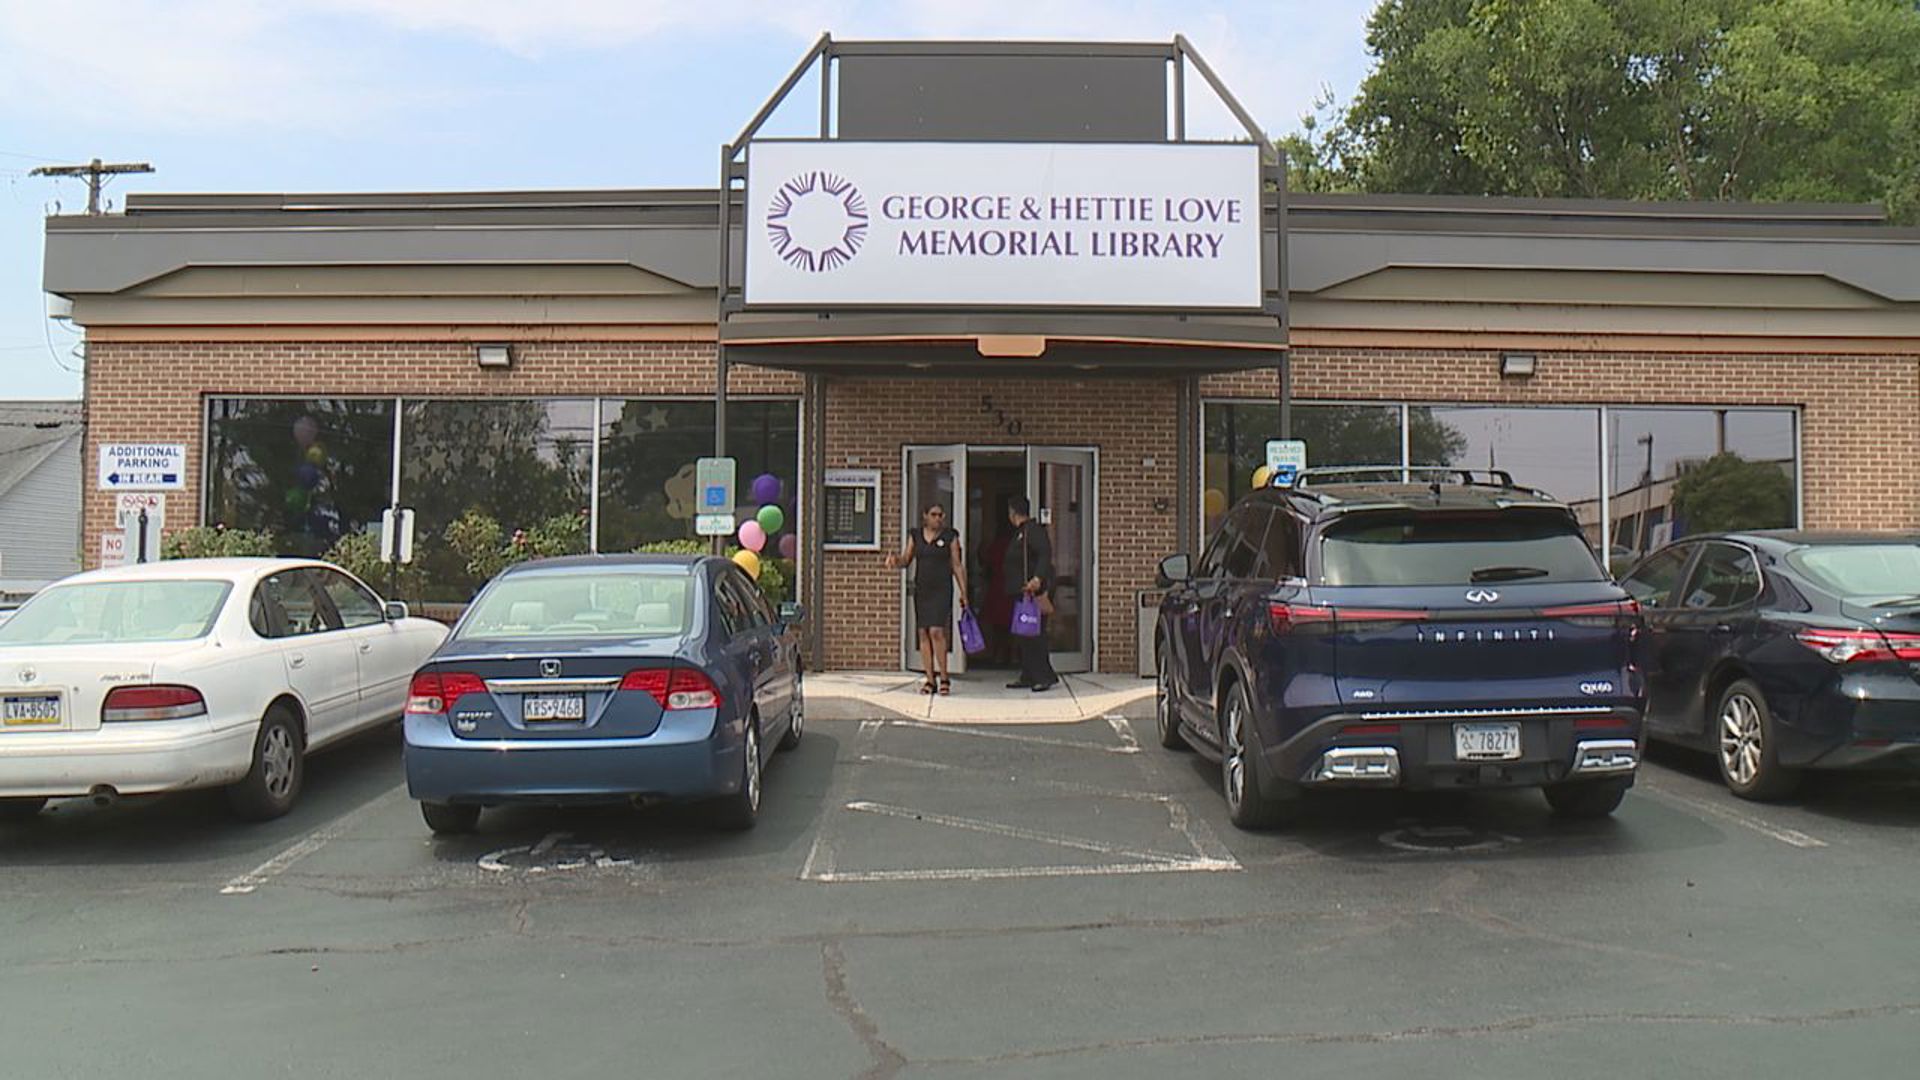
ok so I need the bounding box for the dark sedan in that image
[403,554,804,834]
[1621,531,1920,799]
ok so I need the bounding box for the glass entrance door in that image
[902,445,967,675]
[1028,447,1096,674]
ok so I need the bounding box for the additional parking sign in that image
[98,532,126,568]
[695,456,737,537]
[1265,439,1308,485]
[99,443,187,490]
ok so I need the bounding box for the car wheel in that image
[1155,647,1188,751]
[421,801,481,836]
[1542,778,1630,819]
[778,676,804,751]
[227,705,304,822]
[0,797,48,822]
[713,715,762,831]
[1716,679,1800,801]
[1220,681,1294,830]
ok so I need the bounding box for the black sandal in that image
[938,676,951,696]
[920,678,937,695]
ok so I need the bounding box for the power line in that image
[29,158,153,214]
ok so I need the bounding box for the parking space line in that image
[811,861,1238,884]
[884,719,1140,754]
[844,800,1203,865]
[799,721,883,882]
[857,752,1167,801]
[219,782,407,895]
[1637,779,1828,849]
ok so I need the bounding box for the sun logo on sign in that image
[766,171,868,273]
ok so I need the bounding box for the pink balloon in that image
[778,533,798,559]
[737,519,767,552]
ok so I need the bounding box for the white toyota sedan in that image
[0,558,447,821]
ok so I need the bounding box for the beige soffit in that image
[1310,266,1889,310]
[128,263,697,299]
[1291,297,1920,340]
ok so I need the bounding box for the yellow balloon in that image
[1203,488,1228,516]
[1252,465,1274,488]
[730,548,762,579]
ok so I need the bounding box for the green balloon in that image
[756,504,785,533]
[283,487,310,514]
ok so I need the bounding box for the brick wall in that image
[818,375,1180,674]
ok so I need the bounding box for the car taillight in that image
[1795,628,1920,664]
[621,666,723,710]
[407,671,486,714]
[1268,603,1333,633]
[1542,599,1641,624]
[101,684,207,722]
[1336,608,1429,624]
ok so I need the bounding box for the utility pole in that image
[29,158,153,214]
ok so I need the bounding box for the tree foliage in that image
[1288,0,1920,221]
[1672,453,1795,534]
[162,526,278,559]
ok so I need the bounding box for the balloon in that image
[731,548,761,579]
[778,533,799,560]
[1203,488,1228,516]
[756,504,785,533]
[306,444,328,466]
[295,463,322,489]
[737,520,766,552]
[750,473,783,505]
[292,415,318,448]
[283,488,310,513]
[1251,465,1274,489]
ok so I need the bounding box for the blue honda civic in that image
[403,554,805,835]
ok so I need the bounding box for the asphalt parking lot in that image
[6,709,1920,1079]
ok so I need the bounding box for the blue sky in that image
[0,1,1377,400]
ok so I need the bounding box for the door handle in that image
[289,654,307,669]
[358,642,373,654]
[1712,623,1735,635]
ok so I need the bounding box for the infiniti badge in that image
[1464,589,1500,604]
[540,659,562,678]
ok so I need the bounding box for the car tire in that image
[226,705,305,822]
[712,715,762,831]
[421,801,481,835]
[1542,778,1630,819]
[778,676,804,751]
[1155,647,1189,751]
[0,797,48,822]
[1220,680,1295,830]
[1715,679,1800,801]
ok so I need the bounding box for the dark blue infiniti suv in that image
[1156,469,1647,829]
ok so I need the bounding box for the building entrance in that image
[903,445,1097,676]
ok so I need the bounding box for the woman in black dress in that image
[886,503,969,694]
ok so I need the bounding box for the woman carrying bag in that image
[886,502,969,695]
[1003,495,1057,693]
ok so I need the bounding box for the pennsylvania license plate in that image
[523,694,586,722]
[1453,722,1522,761]
[2,694,61,726]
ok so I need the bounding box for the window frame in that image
[1677,540,1764,612]
[1620,543,1700,612]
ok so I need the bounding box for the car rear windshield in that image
[0,579,232,644]
[456,568,694,641]
[1317,511,1604,587]
[1787,544,1920,599]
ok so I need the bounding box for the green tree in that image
[1293,0,1920,221]
[1671,453,1795,533]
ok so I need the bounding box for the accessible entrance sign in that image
[98,443,186,490]
[694,457,737,537]
[744,142,1262,309]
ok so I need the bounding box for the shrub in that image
[162,526,277,560]
[635,539,791,606]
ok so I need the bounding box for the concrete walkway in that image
[806,670,1156,724]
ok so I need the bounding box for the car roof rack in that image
[1276,466,1558,504]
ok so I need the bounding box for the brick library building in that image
[41,38,1920,677]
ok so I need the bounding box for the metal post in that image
[805,374,827,667]
[1278,353,1292,439]
[136,508,149,563]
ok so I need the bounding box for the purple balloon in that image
[295,462,322,489]
[778,533,798,560]
[750,473,783,505]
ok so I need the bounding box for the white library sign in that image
[744,141,1263,309]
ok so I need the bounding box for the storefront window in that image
[1607,409,1796,571]
[1410,406,1602,545]
[205,398,396,559]
[400,399,595,601]
[1203,402,1400,530]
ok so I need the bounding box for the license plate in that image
[1454,722,1522,761]
[3,695,61,726]
[523,694,585,722]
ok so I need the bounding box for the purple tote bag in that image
[1010,595,1044,638]
[958,607,987,654]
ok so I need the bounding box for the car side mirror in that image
[383,600,409,622]
[1157,554,1191,587]
[779,601,808,625]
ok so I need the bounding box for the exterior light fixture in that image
[1499,352,1537,378]
[475,343,512,369]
